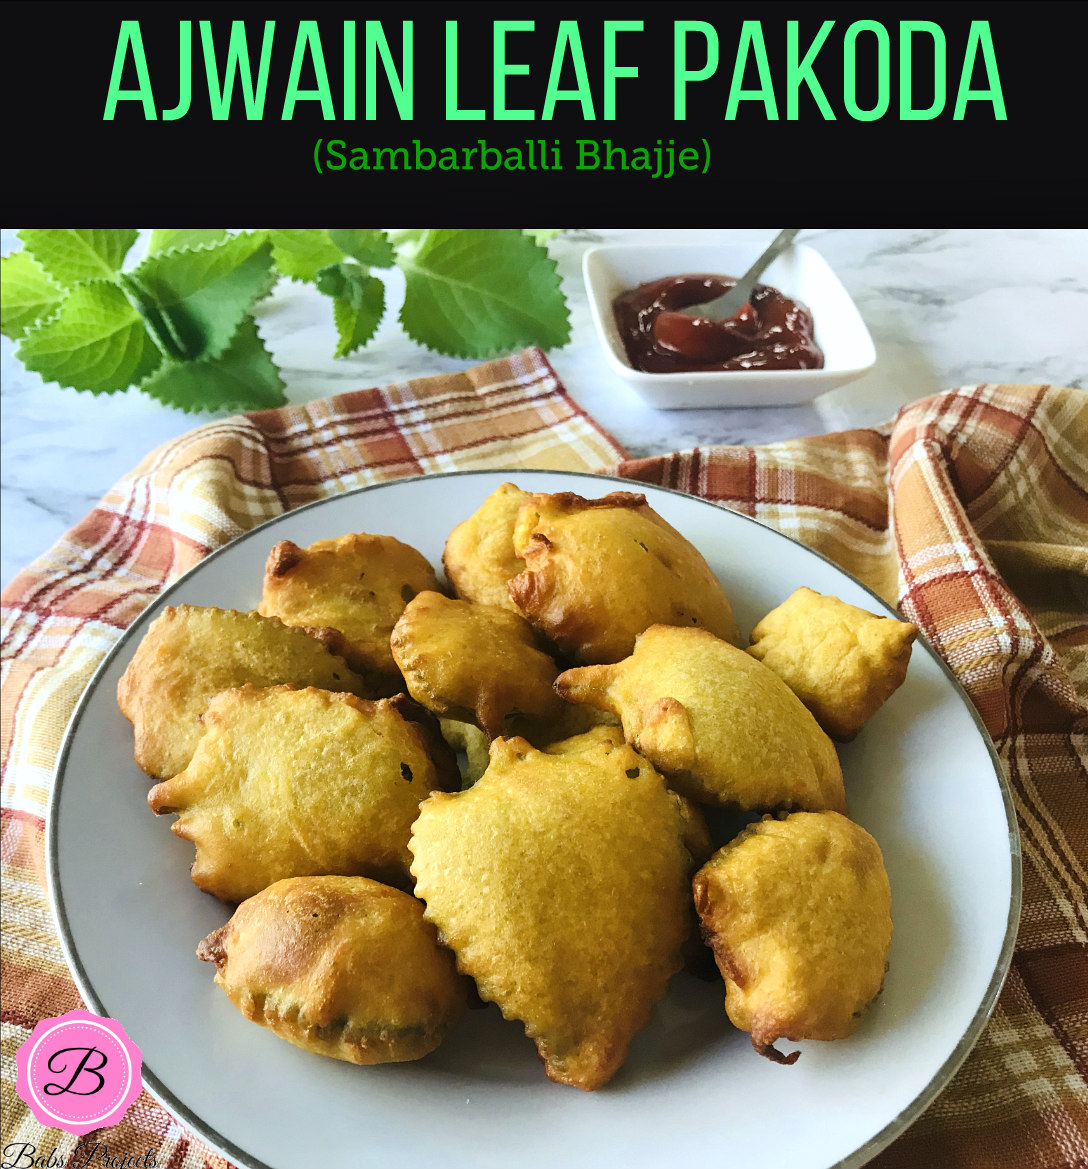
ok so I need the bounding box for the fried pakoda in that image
[535,722,703,871]
[148,686,458,902]
[508,491,740,663]
[555,624,846,814]
[693,811,892,1063]
[409,726,692,1090]
[443,482,530,612]
[197,876,466,1064]
[259,533,441,692]
[391,591,564,740]
[748,587,918,741]
[117,605,366,780]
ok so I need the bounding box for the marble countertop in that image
[2,227,1085,591]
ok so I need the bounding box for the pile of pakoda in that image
[119,480,916,1086]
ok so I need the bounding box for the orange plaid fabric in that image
[2,349,1085,1168]
[614,384,1088,1169]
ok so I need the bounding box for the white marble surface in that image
[2,227,1085,591]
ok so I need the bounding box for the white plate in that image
[49,470,1019,1169]
[583,242,877,408]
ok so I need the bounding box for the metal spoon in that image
[678,228,801,320]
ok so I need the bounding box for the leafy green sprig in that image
[0,229,570,412]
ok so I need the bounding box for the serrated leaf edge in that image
[14,278,160,395]
[0,252,67,340]
[139,228,267,262]
[132,236,277,364]
[17,228,139,286]
[135,313,285,415]
[396,241,571,359]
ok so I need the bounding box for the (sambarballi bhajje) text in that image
[313,138,709,179]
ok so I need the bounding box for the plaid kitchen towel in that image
[613,384,1088,1169]
[2,349,1085,1168]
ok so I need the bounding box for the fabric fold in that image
[1,357,1085,1169]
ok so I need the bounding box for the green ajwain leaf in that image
[267,229,343,282]
[314,262,386,357]
[313,261,364,302]
[0,251,65,340]
[16,280,160,394]
[524,229,566,245]
[118,273,192,362]
[327,229,395,268]
[146,228,230,255]
[139,316,286,413]
[387,229,427,248]
[332,292,385,357]
[18,229,138,286]
[397,229,570,358]
[133,233,276,362]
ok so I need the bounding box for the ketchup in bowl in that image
[613,275,824,374]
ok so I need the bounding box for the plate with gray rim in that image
[49,468,1020,1169]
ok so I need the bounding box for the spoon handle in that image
[681,228,802,320]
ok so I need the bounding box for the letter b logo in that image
[42,1046,108,1096]
[16,1010,143,1135]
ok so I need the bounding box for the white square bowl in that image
[583,240,876,409]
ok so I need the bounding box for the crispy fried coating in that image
[540,730,712,868]
[443,482,530,612]
[508,491,740,663]
[197,876,465,1065]
[259,533,441,692]
[748,587,918,741]
[409,726,692,1090]
[555,624,846,814]
[693,812,892,1062]
[117,606,366,780]
[148,686,458,902]
[390,591,564,739]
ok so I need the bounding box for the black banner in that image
[4,3,1081,225]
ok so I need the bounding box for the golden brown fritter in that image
[391,591,564,740]
[748,587,918,741]
[508,490,740,663]
[539,730,713,877]
[259,532,441,692]
[443,482,531,612]
[147,686,458,902]
[555,624,846,814]
[197,876,466,1065]
[693,811,892,1063]
[409,726,692,1091]
[117,605,366,780]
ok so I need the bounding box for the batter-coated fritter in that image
[197,876,465,1064]
[148,686,458,902]
[117,605,366,780]
[443,482,530,612]
[509,491,740,663]
[748,587,918,741]
[693,811,892,1063]
[259,532,441,692]
[539,732,713,870]
[409,726,692,1090]
[555,624,846,814]
[390,591,563,739]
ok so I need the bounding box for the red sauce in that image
[613,274,824,373]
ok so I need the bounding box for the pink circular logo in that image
[16,1009,143,1135]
